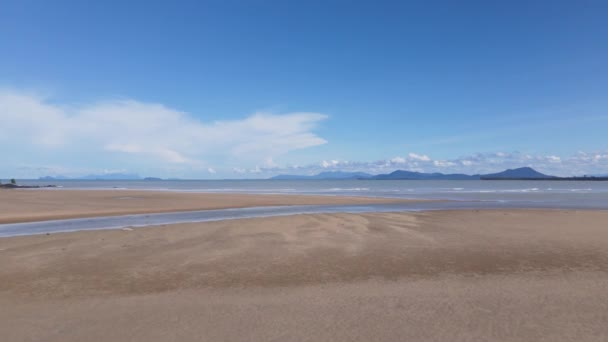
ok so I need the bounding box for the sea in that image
[23,178,608,208]
[4,179,608,237]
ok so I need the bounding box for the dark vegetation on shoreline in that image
[0,179,57,189]
[0,184,58,189]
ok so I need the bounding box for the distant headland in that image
[270,167,608,181]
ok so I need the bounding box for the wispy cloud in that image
[0,89,328,174]
[3,88,607,179]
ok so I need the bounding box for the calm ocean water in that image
[23,179,608,207]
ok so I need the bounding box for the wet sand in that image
[0,189,412,224]
[1,210,608,341]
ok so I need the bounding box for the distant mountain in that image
[371,170,479,180]
[359,167,557,180]
[270,171,373,180]
[273,168,556,181]
[143,177,163,181]
[480,167,555,180]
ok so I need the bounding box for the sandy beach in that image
[1,207,608,341]
[0,189,412,224]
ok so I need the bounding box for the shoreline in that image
[2,204,607,239]
[3,189,608,238]
[0,189,417,224]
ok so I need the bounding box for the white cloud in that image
[238,151,608,178]
[264,157,278,168]
[321,160,342,168]
[408,153,431,161]
[433,160,456,167]
[3,89,608,179]
[0,89,328,169]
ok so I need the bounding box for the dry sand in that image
[0,189,411,223]
[1,209,608,341]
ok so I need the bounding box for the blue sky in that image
[1,0,608,178]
